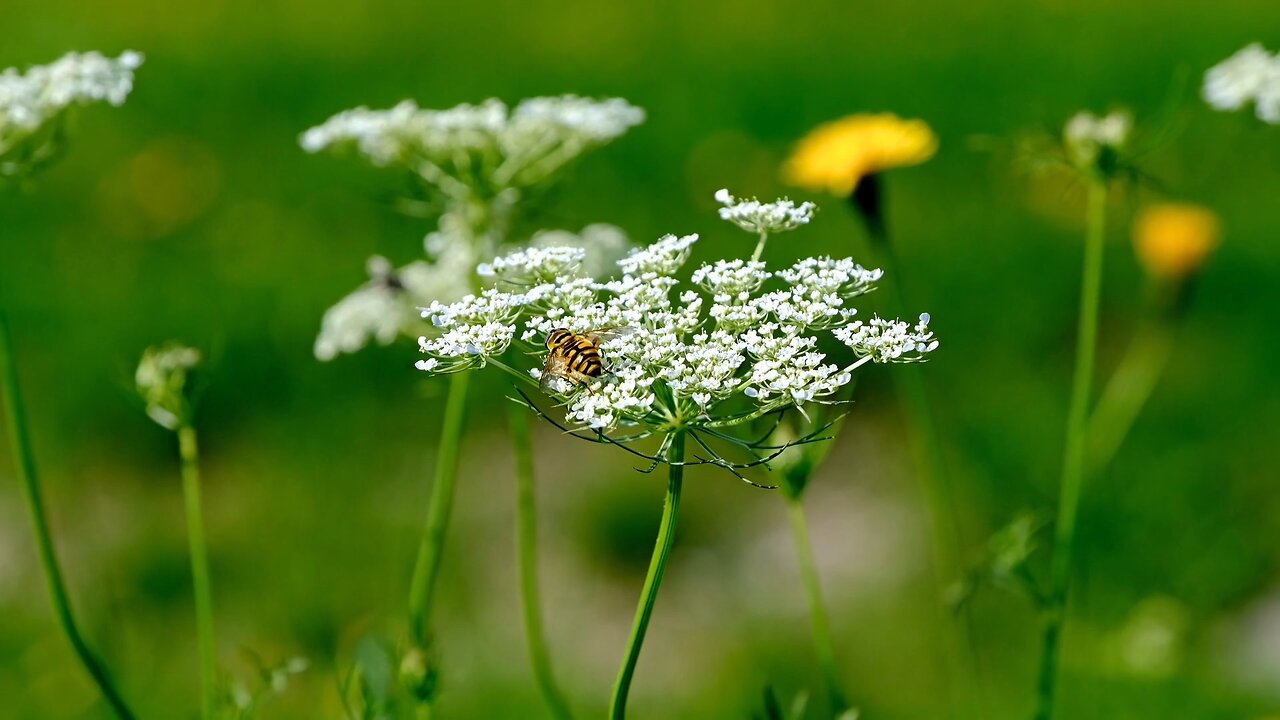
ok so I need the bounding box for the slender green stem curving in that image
[750,231,769,263]
[786,496,848,715]
[408,372,471,646]
[1087,320,1174,476]
[508,404,574,720]
[178,425,217,720]
[0,313,137,720]
[1035,179,1108,720]
[609,431,685,720]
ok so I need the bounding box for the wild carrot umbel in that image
[0,314,137,719]
[416,201,938,716]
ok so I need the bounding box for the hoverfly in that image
[540,327,634,391]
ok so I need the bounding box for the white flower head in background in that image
[413,201,938,479]
[301,95,645,198]
[314,251,474,361]
[304,97,643,364]
[1063,110,1132,172]
[1203,43,1280,124]
[715,188,816,235]
[0,49,143,178]
[530,223,632,279]
[136,343,201,431]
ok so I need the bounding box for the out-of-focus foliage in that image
[1,1,1278,718]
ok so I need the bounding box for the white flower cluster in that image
[715,188,816,235]
[1063,110,1132,169]
[834,313,939,363]
[617,233,698,276]
[417,289,529,372]
[478,246,585,284]
[1,50,142,167]
[300,95,644,192]
[1203,43,1280,124]
[530,224,632,278]
[752,257,883,330]
[136,342,200,430]
[316,223,632,362]
[314,253,473,361]
[416,227,938,431]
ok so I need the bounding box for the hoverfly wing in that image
[583,326,638,345]
[540,351,572,391]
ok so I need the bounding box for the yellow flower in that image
[783,113,938,195]
[1132,203,1221,280]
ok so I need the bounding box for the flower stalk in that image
[750,231,769,263]
[408,371,471,647]
[1086,319,1174,475]
[0,313,136,719]
[1036,178,1108,720]
[609,431,685,720]
[178,423,218,720]
[785,495,848,715]
[508,403,574,720]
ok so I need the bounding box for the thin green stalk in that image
[1035,179,1108,720]
[750,231,769,263]
[408,372,471,646]
[609,431,685,720]
[785,496,848,715]
[0,312,137,720]
[1087,320,1174,475]
[507,404,574,720]
[878,242,983,720]
[178,424,217,720]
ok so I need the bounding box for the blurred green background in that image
[3,0,1279,717]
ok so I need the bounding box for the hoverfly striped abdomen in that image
[545,328,605,379]
[541,326,634,391]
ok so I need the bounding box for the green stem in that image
[508,404,574,720]
[0,313,137,720]
[785,496,848,715]
[1035,179,1108,720]
[879,242,983,720]
[408,372,471,646]
[1086,320,1174,476]
[609,431,685,720]
[750,231,769,263]
[178,425,217,720]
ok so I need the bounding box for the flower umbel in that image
[1203,43,1280,124]
[1,50,143,178]
[783,113,937,196]
[301,95,645,199]
[1063,110,1132,175]
[715,188,816,235]
[415,203,938,477]
[136,343,201,431]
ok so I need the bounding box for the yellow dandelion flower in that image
[1133,203,1221,280]
[783,113,938,196]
